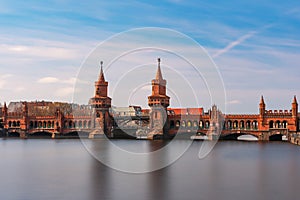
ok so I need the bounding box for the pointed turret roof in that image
[260,95,265,105]
[155,58,163,81]
[293,95,297,104]
[98,61,105,82]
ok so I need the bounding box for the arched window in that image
[170,120,175,129]
[227,120,232,130]
[246,121,251,129]
[187,121,192,127]
[193,121,198,128]
[282,121,288,129]
[47,121,51,128]
[29,121,33,129]
[175,120,180,128]
[205,121,210,129]
[253,121,258,129]
[181,121,186,127]
[199,120,204,129]
[233,121,238,129]
[240,121,245,129]
[38,121,42,128]
[275,120,281,128]
[269,120,274,129]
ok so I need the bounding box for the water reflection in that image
[0,139,300,200]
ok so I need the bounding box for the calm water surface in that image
[0,139,300,200]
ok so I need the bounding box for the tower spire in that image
[99,61,105,82]
[260,95,265,105]
[155,58,163,81]
[293,95,297,104]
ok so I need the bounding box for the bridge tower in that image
[89,61,112,138]
[291,95,298,132]
[19,102,28,138]
[1,103,7,135]
[258,95,266,129]
[148,58,170,139]
[258,95,271,140]
[259,95,266,116]
[2,102,7,125]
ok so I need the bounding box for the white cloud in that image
[37,77,60,83]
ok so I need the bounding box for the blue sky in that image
[0,0,300,113]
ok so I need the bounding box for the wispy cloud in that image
[212,31,257,58]
[226,100,241,105]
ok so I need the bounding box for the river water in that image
[0,139,299,200]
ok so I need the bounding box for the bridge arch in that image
[269,134,283,141]
[221,132,259,140]
[28,131,53,138]
[7,131,20,137]
[64,131,89,138]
